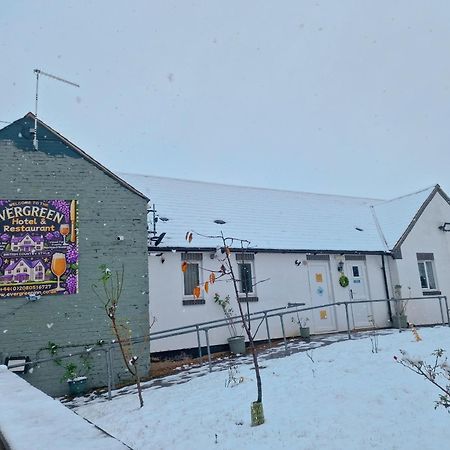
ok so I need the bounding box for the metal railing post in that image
[196,325,203,363]
[344,303,351,339]
[108,345,115,390]
[105,348,112,400]
[279,314,288,353]
[204,329,212,372]
[264,312,271,344]
[394,298,403,331]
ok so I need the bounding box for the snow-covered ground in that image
[0,365,129,450]
[73,327,450,450]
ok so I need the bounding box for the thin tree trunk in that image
[135,368,144,408]
[223,241,263,404]
[111,315,144,407]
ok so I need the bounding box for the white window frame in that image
[417,259,438,291]
[237,261,254,295]
[182,253,203,299]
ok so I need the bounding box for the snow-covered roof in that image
[119,173,438,253]
[371,186,436,250]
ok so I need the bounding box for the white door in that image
[346,261,372,329]
[308,262,337,332]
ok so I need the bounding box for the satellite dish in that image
[153,232,166,247]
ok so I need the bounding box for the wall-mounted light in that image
[438,222,450,232]
[337,260,344,272]
[5,356,31,374]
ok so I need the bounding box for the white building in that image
[121,174,450,353]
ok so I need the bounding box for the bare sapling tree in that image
[395,348,450,411]
[93,264,144,408]
[182,231,266,426]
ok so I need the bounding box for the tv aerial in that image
[148,204,167,247]
[32,68,80,150]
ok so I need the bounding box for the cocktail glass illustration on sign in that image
[60,224,70,245]
[51,253,67,291]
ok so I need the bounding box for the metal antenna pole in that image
[150,204,158,236]
[33,70,40,150]
[32,68,80,150]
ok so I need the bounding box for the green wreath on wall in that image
[339,273,349,288]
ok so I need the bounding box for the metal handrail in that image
[149,304,305,337]
[143,295,449,372]
[6,295,448,402]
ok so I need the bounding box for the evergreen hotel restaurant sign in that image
[0,200,78,298]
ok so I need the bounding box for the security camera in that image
[117,235,124,241]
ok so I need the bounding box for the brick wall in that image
[0,116,150,396]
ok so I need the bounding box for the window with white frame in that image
[417,253,438,291]
[235,253,258,300]
[238,262,253,294]
[182,253,202,297]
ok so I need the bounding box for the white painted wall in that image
[149,251,391,353]
[392,192,450,325]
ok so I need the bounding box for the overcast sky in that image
[2,1,450,199]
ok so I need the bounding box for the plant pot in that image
[228,336,246,355]
[300,327,310,339]
[67,377,88,396]
[392,315,408,329]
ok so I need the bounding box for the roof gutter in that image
[150,246,391,256]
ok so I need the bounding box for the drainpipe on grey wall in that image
[381,254,393,321]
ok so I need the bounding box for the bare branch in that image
[251,316,266,341]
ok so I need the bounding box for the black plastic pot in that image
[227,336,246,354]
[67,377,88,396]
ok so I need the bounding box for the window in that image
[418,261,436,290]
[183,262,200,296]
[239,263,253,294]
[234,253,258,301]
[181,253,203,299]
[416,253,438,292]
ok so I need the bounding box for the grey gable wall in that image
[0,116,150,396]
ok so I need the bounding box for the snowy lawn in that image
[75,327,450,450]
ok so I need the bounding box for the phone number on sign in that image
[0,284,54,293]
